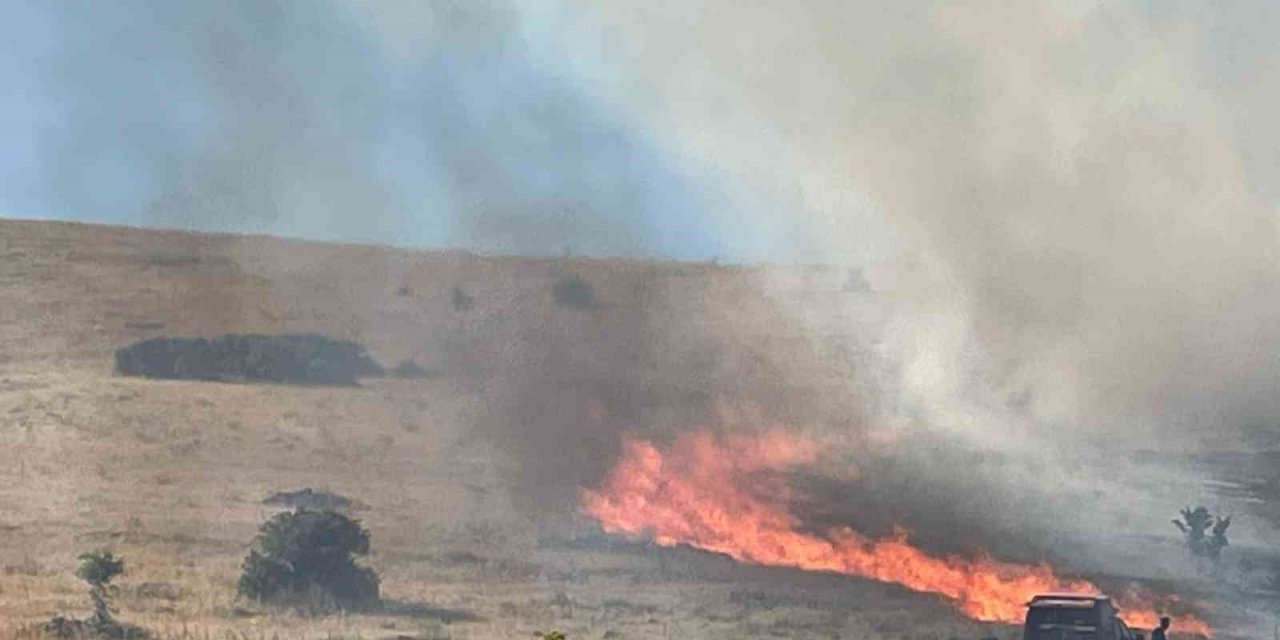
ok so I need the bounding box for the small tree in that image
[45,549,147,638]
[1172,506,1230,568]
[1172,506,1214,548]
[1208,515,1231,561]
[77,550,124,625]
[237,509,379,612]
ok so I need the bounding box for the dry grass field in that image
[0,219,1014,640]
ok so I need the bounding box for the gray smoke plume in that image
[38,0,732,259]
[32,0,827,517]
[547,2,1280,633]
[30,0,753,524]
[561,0,1280,442]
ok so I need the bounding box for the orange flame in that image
[582,430,1211,636]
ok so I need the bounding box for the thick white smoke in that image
[555,0,1280,443]
[544,3,1280,632]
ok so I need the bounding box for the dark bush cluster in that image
[452,286,474,311]
[115,334,384,385]
[552,275,595,310]
[237,509,379,612]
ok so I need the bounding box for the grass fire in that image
[582,430,1213,636]
[8,2,1280,637]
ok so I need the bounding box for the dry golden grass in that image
[0,220,1010,640]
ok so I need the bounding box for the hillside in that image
[0,219,986,640]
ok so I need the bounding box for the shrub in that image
[391,360,432,379]
[144,251,201,268]
[78,550,124,589]
[843,268,870,293]
[78,550,124,623]
[237,509,379,612]
[45,549,148,638]
[452,286,474,311]
[552,276,595,310]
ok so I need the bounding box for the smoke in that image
[26,3,1280,442]
[34,0,758,499]
[561,0,1280,442]
[20,1,1280,627]
[549,2,1280,631]
[44,1,393,239]
[34,0,748,259]
[473,264,841,519]
[21,0,829,520]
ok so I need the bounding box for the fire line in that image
[581,429,1211,636]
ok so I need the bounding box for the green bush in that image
[45,549,149,638]
[77,549,124,589]
[78,549,124,624]
[237,509,379,612]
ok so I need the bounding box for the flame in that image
[582,430,1211,636]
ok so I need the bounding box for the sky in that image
[4,2,1276,266]
[0,0,819,262]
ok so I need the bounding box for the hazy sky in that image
[0,1,818,261]
[3,2,1276,266]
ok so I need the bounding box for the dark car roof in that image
[1028,593,1111,608]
